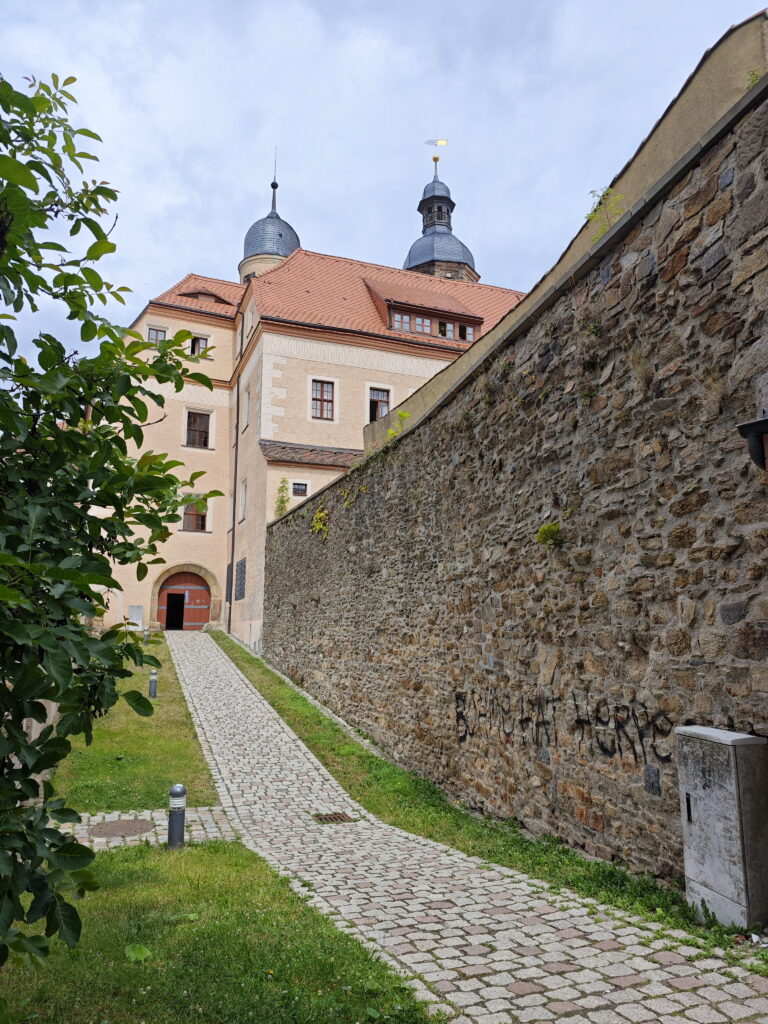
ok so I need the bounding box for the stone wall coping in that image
[675,726,768,747]
[363,14,768,456]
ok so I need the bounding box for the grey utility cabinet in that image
[675,725,768,929]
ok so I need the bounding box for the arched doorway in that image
[158,571,211,631]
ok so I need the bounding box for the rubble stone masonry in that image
[263,94,768,876]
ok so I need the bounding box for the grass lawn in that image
[54,635,217,813]
[211,632,736,947]
[4,842,438,1024]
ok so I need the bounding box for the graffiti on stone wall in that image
[454,688,675,765]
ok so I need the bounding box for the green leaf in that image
[122,690,154,717]
[85,237,116,260]
[56,900,82,948]
[0,155,38,192]
[125,943,152,962]
[49,842,95,871]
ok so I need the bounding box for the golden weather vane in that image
[425,138,448,169]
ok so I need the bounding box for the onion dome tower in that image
[238,179,301,283]
[403,155,479,283]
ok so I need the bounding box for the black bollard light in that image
[168,783,186,850]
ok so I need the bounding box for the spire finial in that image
[271,147,278,212]
[425,138,448,179]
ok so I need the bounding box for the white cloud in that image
[2,0,761,357]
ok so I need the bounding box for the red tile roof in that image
[152,273,244,318]
[248,250,524,350]
[259,440,363,469]
[150,253,525,350]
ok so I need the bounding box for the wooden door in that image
[158,572,211,630]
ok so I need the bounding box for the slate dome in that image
[243,182,300,260]
[404,228,475,271]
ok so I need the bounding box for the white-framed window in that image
[307,376,340,423]
[183,408,216,449]
[438,320,455,339]
[291,481,309,498]
[369,388,390,422]
[365,382,394,424]
[239,479,248,522]
[190,335,210,357]
[242,387,250,430]
[459,324,474,342]
[147,326,166,345]
[181,495,210,532]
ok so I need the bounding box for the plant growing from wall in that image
[0,73,218,996]
[386,408,411,442]
[587,187,625,243]
[274,477,289,518]
[309,501,330,541]
[535,521,564,548]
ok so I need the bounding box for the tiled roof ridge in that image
[252,248,525,298]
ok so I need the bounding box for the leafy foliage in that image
[0,72,217,990]
[586,186,625,243]
[274,477,289,519]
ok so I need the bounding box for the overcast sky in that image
[3,0,762,355]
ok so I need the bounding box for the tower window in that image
[438,321,455,339]
[392,312,411,331]
[437,206,444,220]
[414,316,431,334]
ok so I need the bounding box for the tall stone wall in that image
[263,95,768,876]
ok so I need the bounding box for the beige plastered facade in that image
[106,300,452,648]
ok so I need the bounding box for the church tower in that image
[239,180,301,283]
[403,156,479,283]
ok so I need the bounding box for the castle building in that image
[106,163,524,648]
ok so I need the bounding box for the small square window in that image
[312,379,334,420]
[414,316,431,334]
[292,482,308,497]
[186,411,210,448]
[190,336,209,357]
[438,321,455,339]
[392,312,411,331]
[148,327,166,345]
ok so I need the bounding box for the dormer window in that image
[414,316,431,333]
[392,312,411,331]
[438,321,455,339]
[459,324,474,342]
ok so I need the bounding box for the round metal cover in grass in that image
[90,819,155,838]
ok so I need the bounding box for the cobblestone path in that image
[168,633,768,1024]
